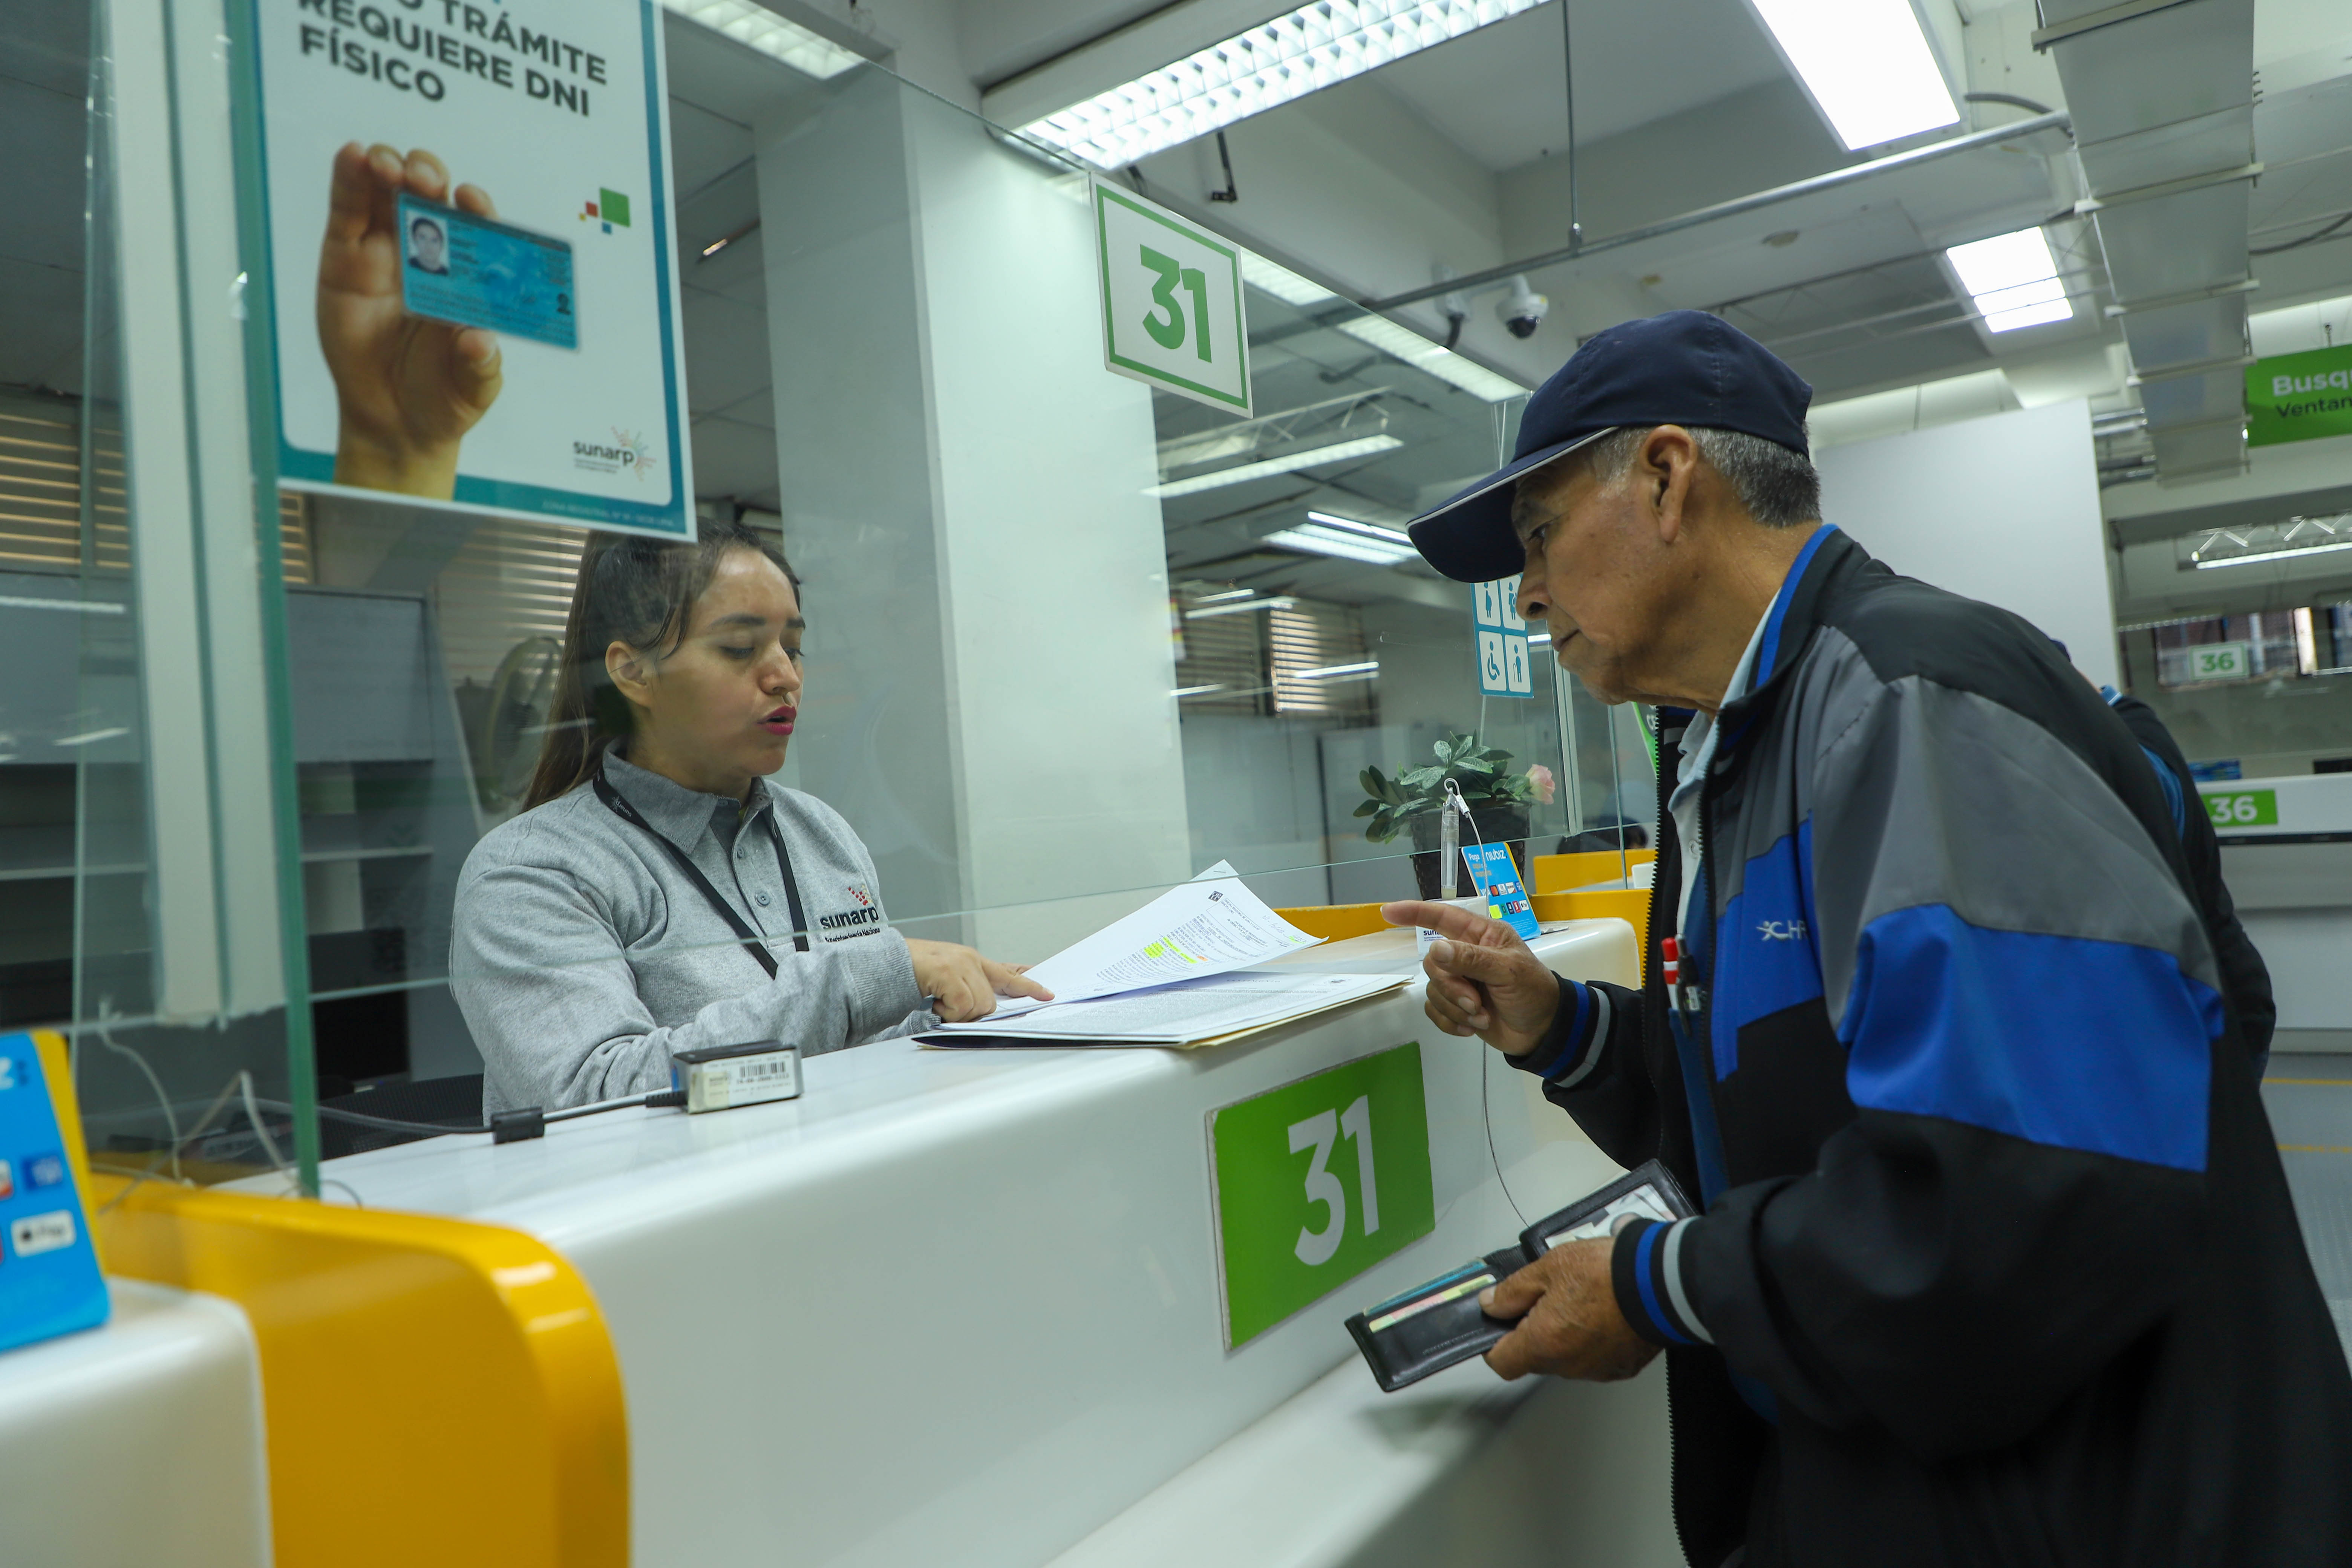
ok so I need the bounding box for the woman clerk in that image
[451,520,1046,1112]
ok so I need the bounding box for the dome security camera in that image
[1497,274,1549,340]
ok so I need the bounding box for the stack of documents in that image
[921,864,1408,1049]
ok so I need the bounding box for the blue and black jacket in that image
[1515,528,2352,1567]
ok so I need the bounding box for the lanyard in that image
[592,763,811,977]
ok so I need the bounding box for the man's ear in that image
[1642,426,1700,543]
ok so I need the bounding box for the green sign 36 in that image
[2203,788,2277,828]
[1208,1043,1434,1348]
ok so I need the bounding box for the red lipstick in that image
[761,704,796,736]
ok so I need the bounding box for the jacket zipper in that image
[1649,710,1699,1568]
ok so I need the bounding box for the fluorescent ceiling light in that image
[1241,253,1338,307]
[1185,596,1300,619]
[2193,539,2352,570]
[1284,660,1381,681]
[1263,523,1419,565]
[1337,315,1527,401]
[1191,587,1257,603]
[1171,684,1230,697]
[1305,510,1412,544]
[660,0,864,79]
[1021,0,1547,168]
[1148,435,1403,498]
[1945,228,2071,333]
[1748,0,1957,151]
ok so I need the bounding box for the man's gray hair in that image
[1582,424,1820,528]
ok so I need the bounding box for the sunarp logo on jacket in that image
[819,883,882,938]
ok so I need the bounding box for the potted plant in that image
[1356,733,1547,899]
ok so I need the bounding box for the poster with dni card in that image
[247,0,692,537]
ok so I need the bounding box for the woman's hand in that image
[318,142,504,498]
[905,939,1054,1023]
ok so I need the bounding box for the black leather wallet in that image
[1344,1159,1695,1393]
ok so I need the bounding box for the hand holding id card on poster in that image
[254,0,691,537]
[396,192,577,349]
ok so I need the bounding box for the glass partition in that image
[2,1,1657,1193]
[2,0,314,1192]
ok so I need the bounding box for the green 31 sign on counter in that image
[1208,1043,1434,1348]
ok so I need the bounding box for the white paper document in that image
[976,864,1323,1023]
[920,864,1404,1046]
[926,971,1403,1047]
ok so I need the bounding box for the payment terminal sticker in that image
[398,194,579,350]
[1459,844,1540,941]
[10,1211,76,1258]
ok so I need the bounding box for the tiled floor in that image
[2262,1054,2352,1363]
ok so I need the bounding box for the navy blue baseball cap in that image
[1407,310,1813,582]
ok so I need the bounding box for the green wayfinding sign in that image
[1208,1042,1434,1348]
[2247,345,2352,447]
[1093,182,1251,416]
[2202,787,2278,828]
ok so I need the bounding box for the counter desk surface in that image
[307,920,1655,1568]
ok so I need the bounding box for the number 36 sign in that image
[1094,183,1252,416]
[1208,1043,1435,1347]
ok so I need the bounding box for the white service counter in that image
[0,1280,271,1568]
[313,920,1674,1568]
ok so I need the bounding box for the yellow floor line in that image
[2278,1145,2352,1154]
[2267,1079,2352,1087]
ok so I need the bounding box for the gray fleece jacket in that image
[450,751,929,1113]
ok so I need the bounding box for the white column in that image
[757,74,1190,956]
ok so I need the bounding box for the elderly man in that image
[1386,312,2351,1566]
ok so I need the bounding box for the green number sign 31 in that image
[1095,183,1251,414]
[1208,1043,1434,1347]
[1138,246,1212,361]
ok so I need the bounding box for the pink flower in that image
[1525,764,1556,804]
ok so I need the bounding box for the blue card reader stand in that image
[0,1032,109,1355]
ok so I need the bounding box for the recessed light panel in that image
[1747,0,1958,150]
[1021,0,1548,169]
[1945,228,2071,333]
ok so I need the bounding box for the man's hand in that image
[318,142,504,498]
[1481,1237,1660,1382]
[905,939,1054,1023]
[1380,899,1562,1057]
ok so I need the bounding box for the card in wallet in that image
[1519,1158,1695,1256]
[1345,1245,1530,1393]
[1344,1159,1696,1393]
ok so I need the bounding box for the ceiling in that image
[8,0,2349,618]
[1369,0,1786,172]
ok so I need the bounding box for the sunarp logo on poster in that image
[573,428,658,481]
[252,0,693,538]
